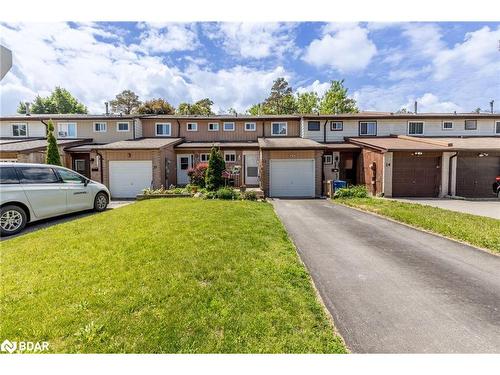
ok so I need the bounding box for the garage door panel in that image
[392,155,440,197]
[109,161,153,198]
[270,159,315,197]
[456,155,500,198]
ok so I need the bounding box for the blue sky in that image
[0,21,499,115]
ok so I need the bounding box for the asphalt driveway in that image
[272,199,500,353]
[391,198,500,219]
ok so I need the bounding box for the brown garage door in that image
[456,153,500,198]
[392,154,441,197]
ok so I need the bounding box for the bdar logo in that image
[1,339,17,353]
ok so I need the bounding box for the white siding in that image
[0,120,46,137]
[134,118,143,139]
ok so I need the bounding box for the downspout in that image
[132,118,136,139]
[95,150,104,184]
[262,121,265,138]
[323,119,328,143]
[40,119,49,136]
[448,152,458,196]
[176,119,181,137]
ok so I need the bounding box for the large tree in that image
[137,98,175,115]
[176,98,214,115]
[296,91,320,114]
[110,90,141,114]
[319,80,358,114]
[17,87,87,114]
[262,77,298,115]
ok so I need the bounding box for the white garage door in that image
[269,159,315,197]
[109,161,153,198]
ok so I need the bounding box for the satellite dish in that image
[0,45,13,80]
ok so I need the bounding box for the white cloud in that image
[402,23,444,58]
[405,93,462,113]
[303,23,377,73]
[296,80,330,97]
[132,23,199,53]
[207,23,298,59]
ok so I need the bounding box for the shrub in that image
[205,147,226,191]
[142,185,188,196]
[45,120,62,166]
[333,185,368,199]
[241,191,257,201]
[215,187,239,200]
[187,163,208,187]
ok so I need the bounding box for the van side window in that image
[16,167,60,184]
[0,167,20,184]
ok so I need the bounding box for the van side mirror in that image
[83,178,89,187]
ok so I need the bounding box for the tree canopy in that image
[45,120,62,166]
[319,80,358,114]
[137,98,175,115]
[176,98,214,115]
[110,90,141,114]
[17,87,87,114]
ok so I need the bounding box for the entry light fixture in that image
[413,151,423,156]
[478,152,489,158]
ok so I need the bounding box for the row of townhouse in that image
[0,112,499,199]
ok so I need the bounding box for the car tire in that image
[94,192,109,212]
[1,205,27,237]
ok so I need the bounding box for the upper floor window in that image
[223,122,235,131]
[156,123,171,136]
[359,121,376,136]
[12,123,27,137]
[408,121,424,135]
[307,121,320,131]
[496,121,500,134]
[442,121,453,130]
[94,122,107,132]
[465,120,477,130]
[199,153,210,162]
[208,123,219,131]
[186,122,198,132]
[330,121,343,131]
[117,122,130,132]
[271,122,287,136]
[245,122,256,131]
[57,123,77,138]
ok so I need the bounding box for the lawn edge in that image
[270,201,350,354]
[331,199,499,257]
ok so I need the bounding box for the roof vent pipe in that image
[490,100,494,114]
[105,102,109,116]
[25,102,30,116]
[414,101,418,114]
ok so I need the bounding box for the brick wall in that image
[358,148,384,196]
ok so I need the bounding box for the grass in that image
[334,197,500,254]
[0,199,346,353]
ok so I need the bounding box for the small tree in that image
[187,163,208,187]
[45,120,62,165]
[205,147,226,191]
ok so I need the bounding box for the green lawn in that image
[334,197,500,254]
[0,199,346,353]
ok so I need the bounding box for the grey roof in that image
[324,142,361,150]
[0,138,91,152]
[175,141,259,149]
[97,138,183,150]
[258,137,325,149]
[0,114,136,121]
[64,143,109,152]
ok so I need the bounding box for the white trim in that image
[324,155,333,164]
[359,121,377,136]
[224,151,236,162]
[330,121,343,131]
[244,122,256,132]
[208,122,219,131]
[116,121,130,132]
[155,122,171,136]
[223,122,235,131]
[464,119,477,130]
[407,121,424,135]
[11,122,27,137]
[199,153,210,162]
[57,122,77,138]
[271,121,288,136]
[94,122,107,133]
[442,121,454,130]
[186,122,198,132]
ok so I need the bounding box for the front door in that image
[73,154,90,178]
[177,154,193,185]
[244,151,259,185]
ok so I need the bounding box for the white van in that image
[0,163,110,236]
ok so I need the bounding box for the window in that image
[57,123,77,138]
[0,167,20,184]
[94,122,107,132]
[156,123,171,136]
[359,121,377,136]
[324,155,333,164]
[442,121,453,130]
[17,167,60,184]
[12,123,27,137]
[74,159,86,174]
[199,153,210,162]
[330,121,343,131]
[271,122,287,135]
[186,122,198,131]
[179,156,190,170]
[308,121,320,131]
[208,123,219,131]
[224,151,236,163]
[117,122,130,132]
[245,122,256,131]
[496,121,500,134]
[57,168,85,183]
[223,122,235,131]
[465,120,477,130]
[408,121,424,135]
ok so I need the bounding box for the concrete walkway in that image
[272,199,500,353]
[391,198,500,220]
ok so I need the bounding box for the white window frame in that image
[208,122,219,131]
[155,122,171,136]
[116,122,130,132]
[223,122,235,131]
[359,121,376,136]
[94,122,107,133]
[11,123,27,137]
[199,153,210,162]
[224,151,237,163]
[407,121,424,135]
[245,122,256,132]
[324,155,333,164]
[57,122,77,138]
[186,122,198,132]
[496,121,500,134]
[330,121,343,131]
[442,121,453,130]
[465,119,477,131]
[271,122,288,136]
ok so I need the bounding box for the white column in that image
[383,152,393,197]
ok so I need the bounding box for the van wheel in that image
[1,205,27,236]
[94,192,109,212]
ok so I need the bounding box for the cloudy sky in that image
[0,22,499,115]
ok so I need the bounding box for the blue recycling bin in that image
[332,180,347,192]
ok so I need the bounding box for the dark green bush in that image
[216,187,239,200]
[241,191,258,201]
[333,185,368,199]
